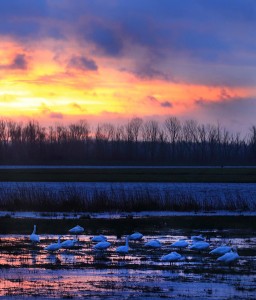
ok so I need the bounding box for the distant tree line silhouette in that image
[0,118,255,165]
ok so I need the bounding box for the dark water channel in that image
[0,217,255,299]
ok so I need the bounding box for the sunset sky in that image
[0,0,256,133]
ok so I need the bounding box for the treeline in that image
[0,118,256,165]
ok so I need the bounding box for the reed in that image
[0,185,255,212]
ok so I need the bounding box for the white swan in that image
[68,225,84,235]
[30,225,40,243]
[93,241,111,251]
[116,236,130,256]
[170,239,188,250]
[209,245,231,255]
[217,249,240,264]
[91,235,107,242]
[144,239,162,248]
[45,236,62,252]
[191,234,205,242]
[189,241,210,251]
[129,232,143,241]
[161,251,183,264]
[61,237,78,249]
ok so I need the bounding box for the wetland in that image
[0,166,255,298]
[0,216,255,299]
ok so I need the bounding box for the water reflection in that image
[30,250,39,265]
[0,229,255,299]
[60,251,76,264]
[46,253,61,264]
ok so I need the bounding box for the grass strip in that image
[0,167,256,182]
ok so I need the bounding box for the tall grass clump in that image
[0,184,255,212]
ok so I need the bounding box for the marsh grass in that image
[0,185,255,212]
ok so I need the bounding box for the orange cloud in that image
[0,38,253,130]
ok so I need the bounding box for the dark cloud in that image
[165,62,256,87]
[40,104,64,119]
[0,54,28,70]
[11,54,28,70]
[134,64,169,81]
[195,97,256,127]
[85,23,124,56]
[71,0,255,85]
[0,0,255,86]
[73,1,256,63]
[161,101,172,108]
[177,95,256,134]
[49,112,63,119]
[147,96,173,108]
[68,56,98,71]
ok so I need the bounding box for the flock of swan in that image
[30,225,240,264]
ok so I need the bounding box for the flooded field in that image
[0,217,255,299]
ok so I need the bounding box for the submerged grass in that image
[0,184,255,212]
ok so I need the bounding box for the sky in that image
[0,0,256,134]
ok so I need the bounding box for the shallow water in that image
[0,226,255,299]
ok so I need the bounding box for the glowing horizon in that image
[0,1,256,133]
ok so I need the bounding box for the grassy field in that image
[0,167,256,182]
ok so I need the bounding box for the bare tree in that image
[48,126,56,144]
[249,125,256,162]
[125,118,143,142]
[95,123,115,141]
[8,121,22,144]
[165,117,181,144]
[0,117,254,165]
[22,121,39,144]
[56,125,69,144]
[142,120,159,142]
[0,120,8,145]
[69,120,90,141]
[182,120,199,143]
[197,123,208,163]
[249,125,256,145]
[164,117,181,161]
[115,125,126,142]
[142,120,160,160]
